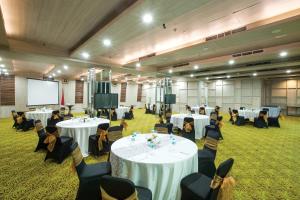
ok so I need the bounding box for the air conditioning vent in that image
[173,62,190,68]
[205,26,247,41]
[232,49,264,57]
[139,53,156,61]
[246,61,271,67]
[253,49,264,54]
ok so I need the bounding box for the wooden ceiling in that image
[0,0,299,80]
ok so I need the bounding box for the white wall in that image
[0,77,87,118]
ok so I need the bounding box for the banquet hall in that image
[0,0,299,199]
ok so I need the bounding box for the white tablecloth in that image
[238,109,260,121]
[25,110,53,127]
[115,107,130,119]
[110,134,198,200]
[170,114,210,139]
[56,118,110,157]
[261,106,281,117]
[191,106,215,116]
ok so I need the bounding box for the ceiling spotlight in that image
[0,57,2,61]
[136,62,141,67]
[49,75,52,78]
[57,70,61,73]
[142,13,153,24]
[81,78,84,81]
[286,69,291,73]
[279,51,288,57]
[81,52,90,59]
[137,74,141,78]
[2,68,7,72]
[228,59,235,65]
[0,64,5,68]
[103,39,111,47]
[4,72,9,75]
[206,77,209,80]
[168,69,173,74]
[253,73,257,76]
[226,75,231,78]
[190,74,194,77]
[52,73,56,77]
[63,65,68,70]
[194,65,199,70]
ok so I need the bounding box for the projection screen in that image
[27,79,59,106]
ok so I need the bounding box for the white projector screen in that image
[27,79,59,106]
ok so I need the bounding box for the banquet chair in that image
[191,110,196,114]
[181,158,235,200]
[267,110,281,127]
[182,117,195,142]
[167,123,173,134]
[60,107,66,118]
[152,104,157,114]
[240,107,245,110]
[107,125,123,145]
[154,123,169,134]
[228,108,233,122]
[197,130,221,178]
[34,120,47,152]
[47,110,63,127]
[254,111,268,128]
[99,175,152,200]
[232,109,245,126]
[11,110,18,128]
[88,123,110,157]
[16,112,34,132]
[110,109,117,121]
[44,126,73,163]
[199,107,206,115]
[165,110,172,123]
[71,142,111,200]
[205,112,223,139]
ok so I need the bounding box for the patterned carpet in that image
[0,109,299,200]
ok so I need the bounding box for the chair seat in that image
[136,186,152,200]
[60,136,73,143]
[80,162,111,179]
[181,173,212,200]
[198,149,215,160]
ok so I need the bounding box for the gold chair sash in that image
[204,137,218,151]
[43,133,57,152]
[71,146,83,172]
[97,129,108,151]
[183,122,193,133]
[17,116,23,124]
[120,121,128,131]
[156,127,168,134]
[53,114,60,120]
[35,122,44,132]
[232,113,237,123]
[210,175,236,200]
[107,130,122,141]
[100,187,138,200]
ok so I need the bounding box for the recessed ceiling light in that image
[49,75,52,78]
[52,73,56,77]
[137,74,141,78]
[4,72,8,75]
[228,59,235,65]
[81,78,84,81]
[168,69,173,74]
[279,51,288,57]
[57,70,61,74]
[142,13,153,24]
[190,74,194,77]
[63,65,68,70]
[103,39,111,47]
[0,57,2,61]
[136,62,141,67]
[2,68,7,72]
[81,52,90,59]
[206,77,209,80]
[286,69,291,73]
[226,75,231,78]
[0,64,5,68]
[253,73,257,76]
[194,65,199,70]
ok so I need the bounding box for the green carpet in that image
[0,109,299,199]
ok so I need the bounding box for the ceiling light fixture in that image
[136,62,141,67]
[194,65,199,70]
[0,57,2,61]
[279,51,288,57]
[168,69,173,74]
[190,74,194,77]
[253,73,257,76]
[81,78,84,81]
[4,72,8,75]
[286,69,291,73]
[137,74,141,78]
[49,75,52,78]
[228,59,235,65]
[0,64,5,68]
[52,73,56,77]
[103,39,111,47]
[57,70,61,73]
[63,65,68,70]
[142,13,153,24]
[2,68,7,72]
[227,75,231,78]
[81,52,90,59]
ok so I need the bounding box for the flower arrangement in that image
[147,134,160,148]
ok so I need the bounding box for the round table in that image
[115,106,130,119]
[56,118,110,157]
[170,114,210,139]
[238,109,260,121]
[110,133,198,200]
[25,109,53,127]
[191,106,215,116]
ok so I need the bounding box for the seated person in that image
[199,107,206,115]
[47,110,63,127]
[110,108,117,121]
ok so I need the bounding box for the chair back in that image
[107,126,123,142]
[203,130,220,154]
[99,175,136,199]
[154,123,168,134]
[240,107,245,110]
[34,120,45,135]
[70,142,85,175]
[98,123,110,131]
